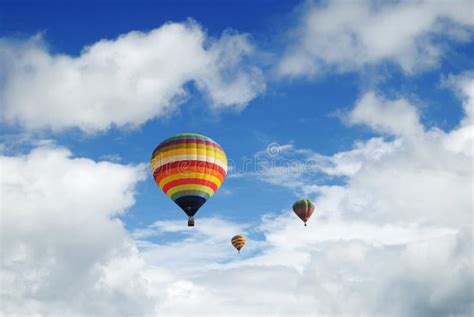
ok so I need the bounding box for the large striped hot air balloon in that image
[231,234,246,253]
[150,133,227,226]
[292,199,315,226]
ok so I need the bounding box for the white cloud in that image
[134,216,472,316]
[278,0,474,77]
[160,72,465,315]
[200,214,464,317]
[231,137,401,193]
[441,71,474,157]
[133,218,257,274]
[0,21,265,132]
[144,76,472,316]
[200,77,472,315]
[0,145,266,316]
[2,77,473,315]
[340,87,472,228]
[0,145,165,315]
[347,92,424,137]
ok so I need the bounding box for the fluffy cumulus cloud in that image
[133,218,255,273]
[0,145,262,316]
[0,21,265,132]
[1,2,473,314]
[1,74,473,316]
[0,145,161,315]
[347,92,424,137]
[441,71,474,156]
[253,221,472,316]
[336,91,472,228]
[278,0,474,77]
[0,73,474,316]
[222,74,473,315]
[143,73,472,316]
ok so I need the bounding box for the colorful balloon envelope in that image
[231,234,246,253]
[292,199,315,226]
[150,133,227,226]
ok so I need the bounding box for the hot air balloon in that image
[231,234,246,253]
[292,199,315,226]
[150,133,227,226]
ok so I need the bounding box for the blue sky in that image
[1,1,473,316]
[0,0,367,225]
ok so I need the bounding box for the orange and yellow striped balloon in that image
[231,234,246,253]
[150,133,227,225]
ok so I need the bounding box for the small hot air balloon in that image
[150,133,227,226]
[292,199,315,226]
[231,234,246,253]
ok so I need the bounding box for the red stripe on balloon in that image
[294,207,314,222]
[153,139,224,154]
[162,178,218,193]
[153,165,226,184]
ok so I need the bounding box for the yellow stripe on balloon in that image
[153,148,227,162]
[166,184,216,198]
[158,173,223,189]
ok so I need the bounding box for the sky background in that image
[1,0,473,316]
